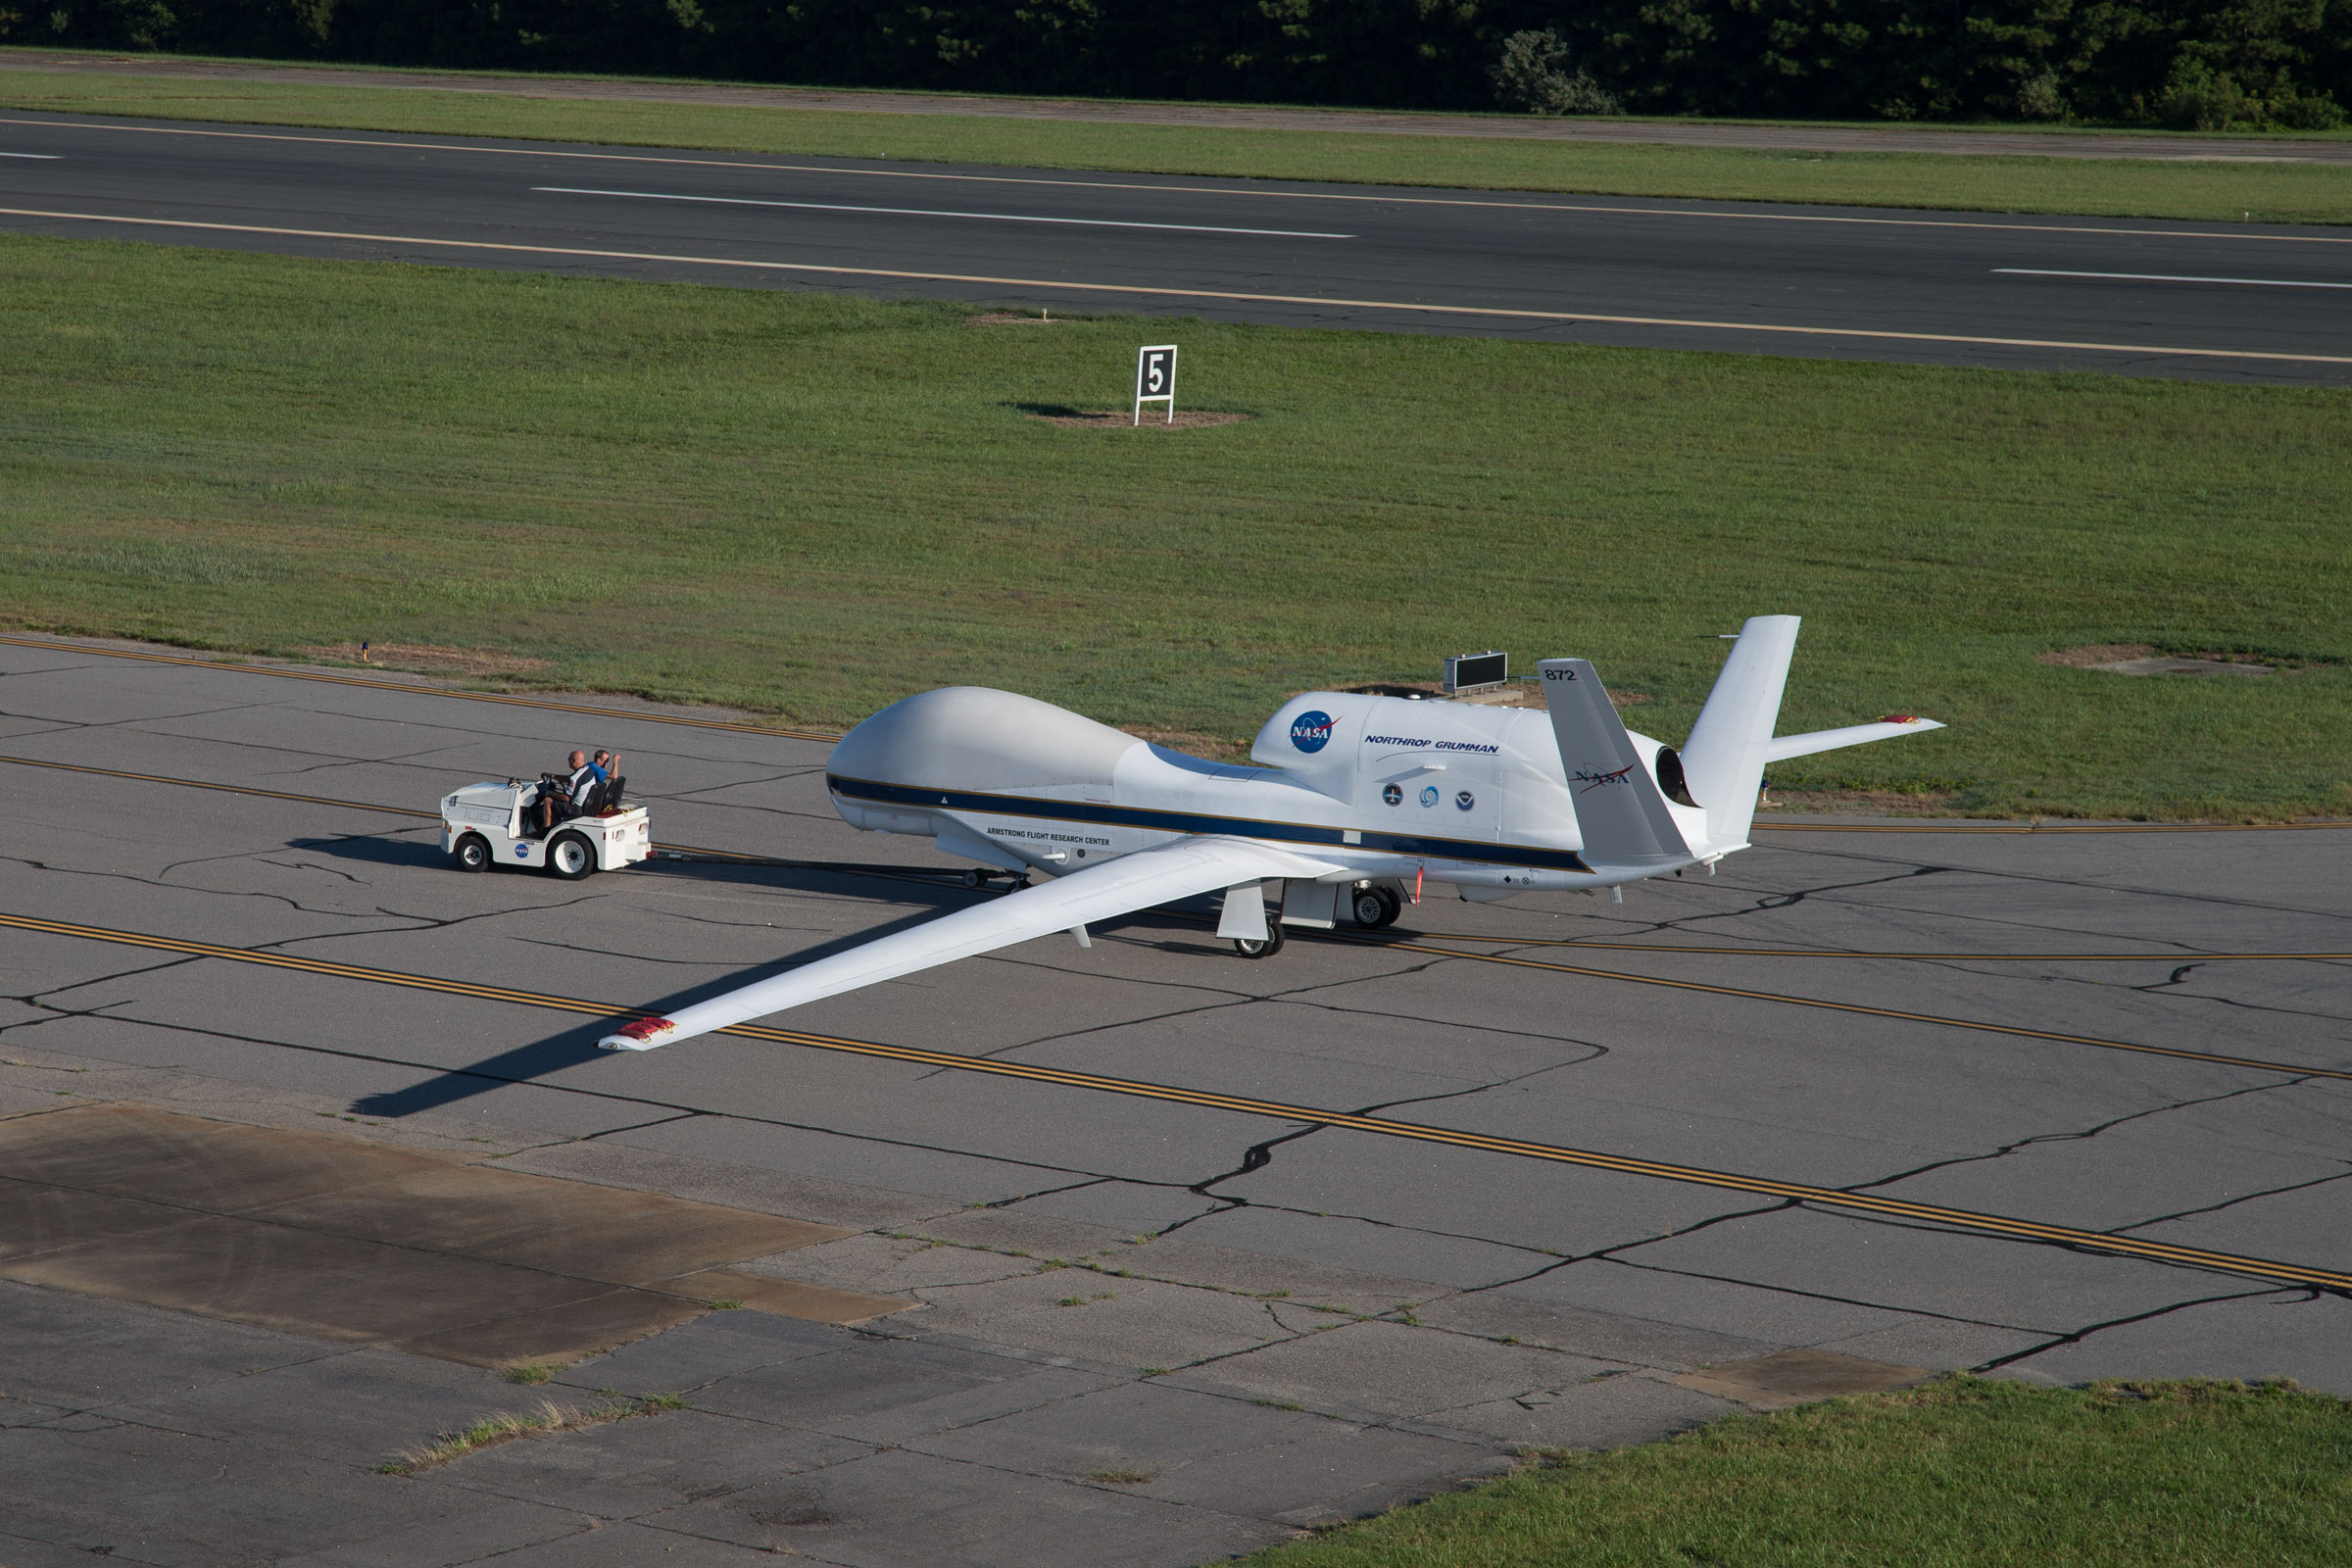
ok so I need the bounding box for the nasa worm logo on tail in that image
[1572,764,1637,794]
[1290,710,1336,754]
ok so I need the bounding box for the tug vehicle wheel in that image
[1232,923,1286,959]
[547,831,598,880]
[453,833,491,873]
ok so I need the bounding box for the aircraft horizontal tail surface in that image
[1678,616,1943,854]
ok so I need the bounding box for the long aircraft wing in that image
[599,835,1345,1051]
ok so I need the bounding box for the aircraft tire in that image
[1371,886,1403,927]
[547,831,598,880]
[453,833,491,873]
[1232,923,1286,959]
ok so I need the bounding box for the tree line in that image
[14,0,2348,128]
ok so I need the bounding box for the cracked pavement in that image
[3,634,2350,1566]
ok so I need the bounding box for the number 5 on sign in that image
[1134,344,1177,425]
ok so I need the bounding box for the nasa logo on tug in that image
[1290,710,1336,754]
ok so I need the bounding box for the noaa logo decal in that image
[1455,790,1476,811]
[1418,785,1440,808]
[1290,710,1336,754]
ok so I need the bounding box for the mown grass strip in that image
[1238,1377,2352,1568]
[6,67,2352,222]
[5,238,2347,818]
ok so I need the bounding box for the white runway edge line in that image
[11,205,2352,367]
[9,118,2349,247]
[0,150,59,158]
[1997,267,2352,290]
[533,184,1353,239]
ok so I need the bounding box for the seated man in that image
[530,750,600,834]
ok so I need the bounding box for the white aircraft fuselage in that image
[597,615,1941,1051]
[828,685,1659,897]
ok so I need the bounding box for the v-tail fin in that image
[1679,614,1801,854]
[1537,659,1689,870]
[1678,615,1946,854]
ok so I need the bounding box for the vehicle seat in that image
[601,775,626,812]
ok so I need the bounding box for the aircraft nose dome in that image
[828,687,1142,793]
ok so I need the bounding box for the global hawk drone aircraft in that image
[600,615,1940,1052]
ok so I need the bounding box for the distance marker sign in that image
[1134,344,1177,425]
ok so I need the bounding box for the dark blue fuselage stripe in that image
[826,774,1593,874]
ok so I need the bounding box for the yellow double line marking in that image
[1754,819,2352,834]
[6,206,2351,368]
[1376,939,2352,1084]
[0,753,908,876]
[7,907,2343,1293]
[6,748,2347,1083]
[1408,931,2352,962]
[0,633,838,742]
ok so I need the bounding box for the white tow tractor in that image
[440,777,652,879]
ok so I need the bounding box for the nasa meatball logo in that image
[1290,710,1336,754]
[1382,782,1402,807]
[1455,790,1476,811]
[1418,785,1441,808]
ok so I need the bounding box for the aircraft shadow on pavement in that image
[345,901,997,1120]
[346,887,1248,1120]
[288,832,999,909]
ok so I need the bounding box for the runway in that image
[3,111,2348,381]
[5,632,2350,1560]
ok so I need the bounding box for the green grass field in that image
[1236,1377,2352,1568]
[8,64,2352,224]
[2,233,2346,819]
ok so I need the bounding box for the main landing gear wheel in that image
[1351,885,1402,928]
[1233,923,1286,959]
[453,833,491,873]
[547,831,597,880]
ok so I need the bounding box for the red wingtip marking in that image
[1882,713,1920,724]
[613,1016,676,1042]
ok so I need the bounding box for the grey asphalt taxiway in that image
[4,633,2349,1565]
[3,110,2350,382]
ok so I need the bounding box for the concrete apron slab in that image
[0,1102,907,1367]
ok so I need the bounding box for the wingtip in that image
[599,1016,678,1052]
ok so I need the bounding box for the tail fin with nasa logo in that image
[1537,659,1690,871]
